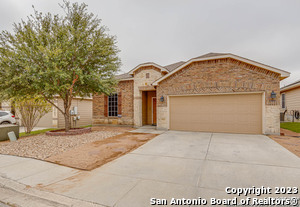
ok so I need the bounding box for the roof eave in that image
[118,78,134,81]
[281,82,300,92]
[280,75,290,81]
[128,63,169,75]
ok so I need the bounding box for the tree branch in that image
[69,74,79,95]
[40,93,65,115]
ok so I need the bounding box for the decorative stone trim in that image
[138,85,156,91]
[133,66,162,75]
[46,127,92,136]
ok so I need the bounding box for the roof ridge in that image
[193,52,229,59]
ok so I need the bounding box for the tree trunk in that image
[10,100,16,115]
[63,94,72,132]
[64,111,71,132]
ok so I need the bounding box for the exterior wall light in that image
[271,91,276,99]
[160,96,164,102]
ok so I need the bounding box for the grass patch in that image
[81,125,92,128]
[280,122,300,133]
[20,128,56,137]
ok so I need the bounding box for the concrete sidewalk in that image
[0,155,80,186]
[0,176,104,207]
[0,155,103,207]
[130,125,167,134]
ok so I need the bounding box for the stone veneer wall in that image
[93,80,134,125]
[156,58,281,134]
[133,66,163,127]
[265,105,280,134]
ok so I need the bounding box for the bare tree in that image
[14,97,51,134]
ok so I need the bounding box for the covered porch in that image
[141,90,157,126]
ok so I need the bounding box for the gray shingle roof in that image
[164,61,186,72]
[116,73,133,80]
[281,80,300,90]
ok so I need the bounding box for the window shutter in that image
[118,92,122,115]
[104,95,108,117]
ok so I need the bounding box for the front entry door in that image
[152,97,157,126]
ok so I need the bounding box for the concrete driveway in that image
[41,131,300,207]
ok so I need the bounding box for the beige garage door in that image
[169,93,262,134]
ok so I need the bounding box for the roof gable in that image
[128,62,168,75]
[152,53,290,86]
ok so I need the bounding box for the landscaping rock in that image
[0,130,120,160]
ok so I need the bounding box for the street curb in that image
[0,176,105,207]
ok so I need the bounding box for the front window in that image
[108,93,118,117]
[281,94,285,108]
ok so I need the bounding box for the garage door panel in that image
[169,94,262,134]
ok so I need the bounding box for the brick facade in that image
[93,80,134,125]
[93,55,284,134]
[157,58,280,107]
[156,58,281,134]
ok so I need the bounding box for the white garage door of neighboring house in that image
[169,93,263,134]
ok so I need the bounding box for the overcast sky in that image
[0,0,299,86]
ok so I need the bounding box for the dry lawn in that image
[0,126,134,160]
[269,129,300,158]
[46,132,157,170]
[0,126,158,171]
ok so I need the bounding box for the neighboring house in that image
[280,80,300,122]
[0,101,11,111]
[36,97,93,128]
[1,97,92,128]
[93,53,290,134]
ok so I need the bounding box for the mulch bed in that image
[92,125,135,132]
[46,127,92,136]
[45,132,157,171]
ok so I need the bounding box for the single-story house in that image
[1,97,92,128]
[37,97,93,128]
[280,80,300,122]
[93,53,290,134]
